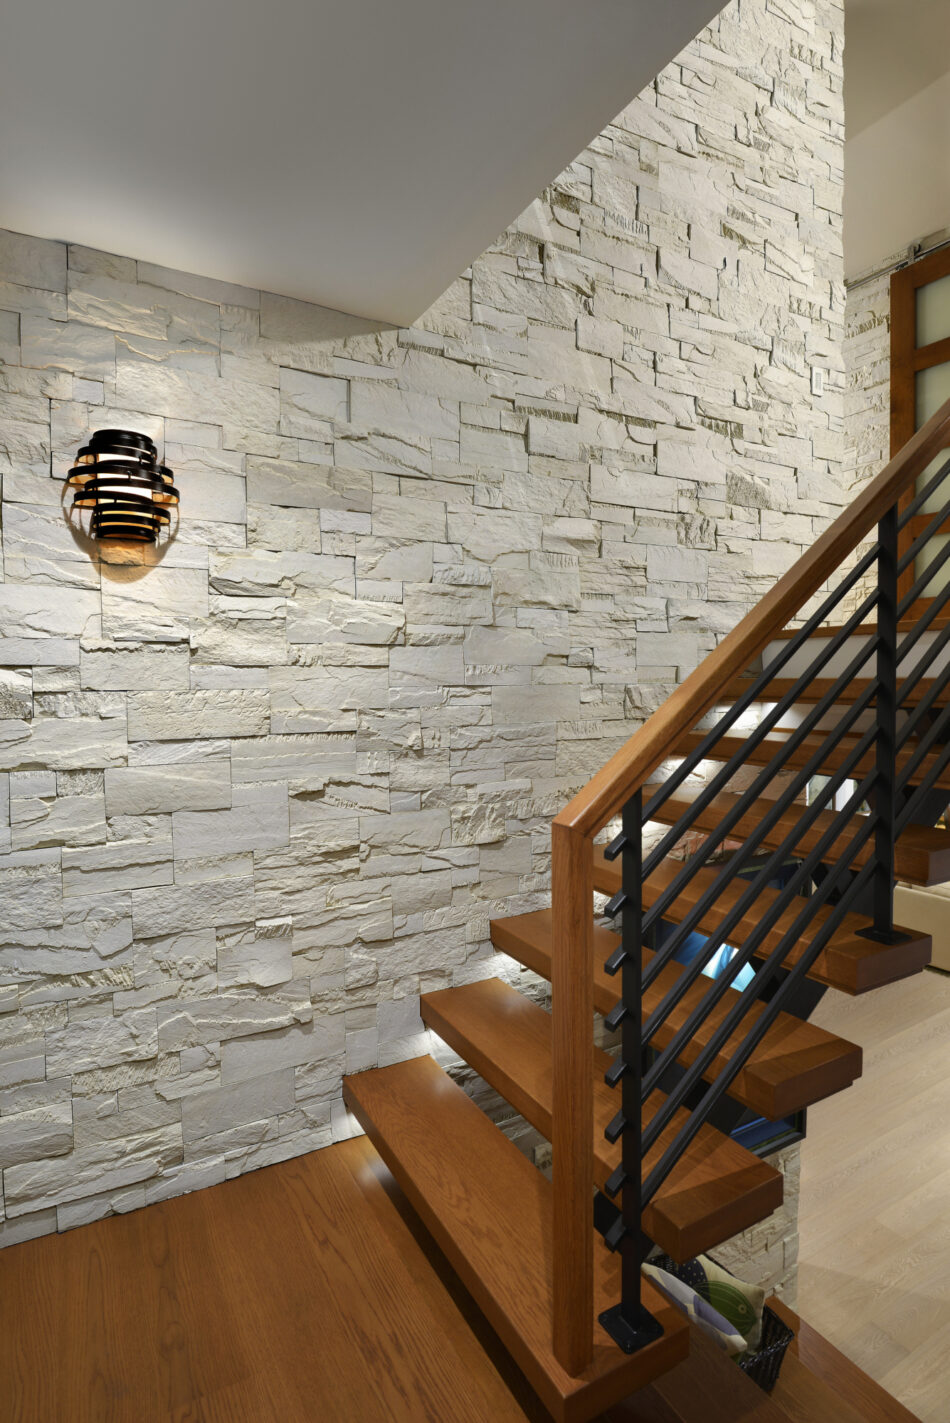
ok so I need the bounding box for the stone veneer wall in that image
[844,265,893,500]
[0,0,844,1250]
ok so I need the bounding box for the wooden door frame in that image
[890,245,950,603]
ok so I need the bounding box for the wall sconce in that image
[66,429,178,542]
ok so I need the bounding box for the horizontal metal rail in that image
[641,853,877,1204]
[896,453,950,530]
[631,573,880,832]
[898,532,950,613]
[637,642,881,968]
[637,727,879,1067]
[897,491,950,573]
[576,406,950,1364]
[637,701,878,1006]
[637,779,877,1156]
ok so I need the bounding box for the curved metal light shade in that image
[66,429,179,542]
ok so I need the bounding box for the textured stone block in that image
[10,789,106,851]
[127,690,270,740]
[0,848,63,929]
[105,761,231,816]
[0,231,66,291]
[279,367,348,436]
[220,1014,345,1085]
[217,917,293,989]
[172,782,289,860]
[21,316,116,380]
[269,665,388,732]
[100,566,210,640]
[132,875,257,938]
[0,717,128,772]
[156,982,311,1052]
[286,593,404,646]
[4,1125,181,1216]
[246,458,372,512]
[209,550,354,599]
[62,838,173,896]
[114,362,279,432]
[0,890,131,976]
[45,1007,158,1078]
[80,643,191,692]
[0,671,31,720]
[181,1067,295,1144]
[0,585,99,640]
[0,1103,73,1170]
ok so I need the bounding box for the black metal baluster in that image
[867,504,901,942]
[598,791,662,1354]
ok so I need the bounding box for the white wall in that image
[0,0,846,1248]
[845,68,950,280]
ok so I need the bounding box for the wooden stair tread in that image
[593,846,932,995]
[676,727,950,796]
[768,1299,924,1423]
[491,909,863,1119]
[604,1324,793,1422]
[420,977,783,1262]
[723,672,950,710]
[605,1304,921,1423]
[645,787,950,887]
[343,1055,689,1423]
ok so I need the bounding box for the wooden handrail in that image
[555,396,950,840]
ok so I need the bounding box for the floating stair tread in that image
[676,727,950,796]
[645,787,950,887]
[604,1323,794,1422]
[491,910,863,1119]
[593,846,931,996]
[421,977,783,1263]
[723,672,950,710]
[343,1055,689,1423]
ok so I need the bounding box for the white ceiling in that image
[845,0,950,137]
[0,0,724,324]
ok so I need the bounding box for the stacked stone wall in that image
[0,0,843,1249]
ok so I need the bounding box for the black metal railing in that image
[595,455,950,1354]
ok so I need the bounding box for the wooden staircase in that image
[344,399,950,1421]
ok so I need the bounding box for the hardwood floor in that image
[0,1134,546,1423]
[0,1119,922,1423]
[798,967,950,1423]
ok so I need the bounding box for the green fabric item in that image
[696,1255,765,1349]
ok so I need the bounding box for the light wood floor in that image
[799,967,950,1423]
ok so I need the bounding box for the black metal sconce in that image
[66,429,178,542]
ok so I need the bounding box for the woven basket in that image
[649,1254,794,1394]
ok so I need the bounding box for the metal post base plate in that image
[856,927,915,946]
[598,1302,664,1355]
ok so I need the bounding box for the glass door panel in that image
[915,361,950,519]
[891,247,950,602]
[916,271,950,347]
